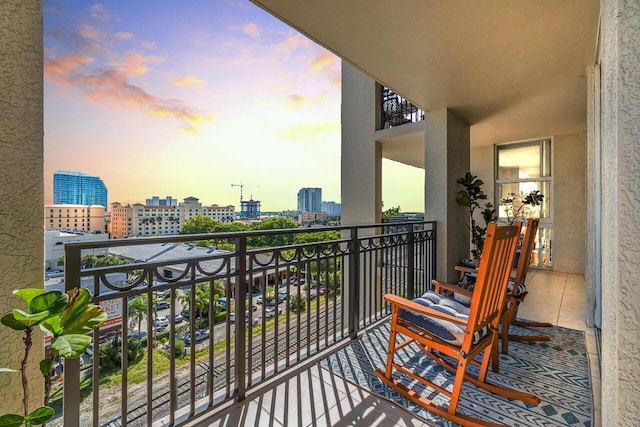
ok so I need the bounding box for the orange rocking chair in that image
[375,223,540,426]
[447,218,550,361]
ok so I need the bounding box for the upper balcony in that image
[53,220,436,426]
[380,86,425,130]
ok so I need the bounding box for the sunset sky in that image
[44,0,423,212]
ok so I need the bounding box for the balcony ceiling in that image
[252,0,600,151]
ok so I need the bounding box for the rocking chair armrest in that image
[432,279,474,298]
[384,293,467,326]
[454,265,478,275]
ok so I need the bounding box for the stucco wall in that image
[599,0,640,424]
[0,0,44,415]
[553,133,586,274]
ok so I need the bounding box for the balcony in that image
[54,221,436,426]
[380,86,425,129]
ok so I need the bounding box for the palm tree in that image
[128,296,148,337]
[81,254,98,269]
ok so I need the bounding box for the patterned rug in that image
[320,322,592,426]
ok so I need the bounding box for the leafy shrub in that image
[288,295,306,313]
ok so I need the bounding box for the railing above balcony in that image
[380,86,425,129]
[56,221,436,426]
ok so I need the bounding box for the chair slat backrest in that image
[512,217,540,288]
[462,222,521,353]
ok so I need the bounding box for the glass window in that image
[496,138,552,268]
[496,139,551,219]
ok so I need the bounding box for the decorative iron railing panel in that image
[381,86,425,129]
[57,221,436,426]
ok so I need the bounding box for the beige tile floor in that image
[188,270,600,427]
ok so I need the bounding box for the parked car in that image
[173,313,184,323]
[155,316,169,327]
[264,306,282,318]
[128,330,148,340]
[183,329,209,345]
[230,312,260,326]
[156,300,170,310]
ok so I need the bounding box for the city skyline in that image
[44,1,424,212]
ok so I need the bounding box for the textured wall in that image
[553,133,586,274]
[600,0,640,424]
[0,0,44,416]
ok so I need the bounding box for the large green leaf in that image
[30,290,67,316]
[61,305,107,335]
[0,313,28,331]
[12,309,49,327]
[40,359,54,376]
[39,315,62,337]
[24,406,55,426]
[51,334,91,358]
[13,289,46,306]
[60,288,92,329]
[0,414,24,427]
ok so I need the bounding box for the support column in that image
[424,108,470,282]
[0,0,44,416]
[600,0,640,424]
[340,62,381,226]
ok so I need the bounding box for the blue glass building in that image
[53,171,108,208]
[297,187,322,213]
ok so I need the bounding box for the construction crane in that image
[231,183,244,202]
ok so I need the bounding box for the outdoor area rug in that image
[320,322,592,426]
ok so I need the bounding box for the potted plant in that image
[501,190,544,225]
[456,172,497,261]
[0,288,107,426]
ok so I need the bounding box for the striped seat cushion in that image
[398,291,490,346]
[507,279,527,297]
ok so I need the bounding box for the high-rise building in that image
[322,201,341,216]
[53,170,108,209]
[297,187,322,213]
[240,198,261,219]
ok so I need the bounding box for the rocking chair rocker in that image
[375,223,540,426]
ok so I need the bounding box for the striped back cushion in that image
[398,291,490,346]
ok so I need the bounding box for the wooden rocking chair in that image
[375,223,540,427]
[499,218,553,352]
[447,218,549,359]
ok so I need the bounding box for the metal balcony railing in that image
[58,221,436,426]
[381,86,425,129]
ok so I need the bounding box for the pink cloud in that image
[79,23,107,42]
[44,55,95,86]
[309,52,336,72]
[118,53,165,77]
[113,31,133,40]
[241,23,260,37]
[45,54,212,133]
[274,34,310,54]
[174,76,206,86]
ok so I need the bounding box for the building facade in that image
[110,197,235,238]
[45,204,106,233]
[240,198,261,219]
[322,201,341,216]
[297,187,322,213]
[53,170,108,209]
[145,196,177,206]
[44,229,109,271]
